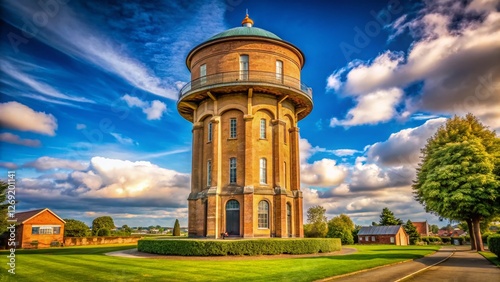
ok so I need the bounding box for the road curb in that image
[393,248,456,282]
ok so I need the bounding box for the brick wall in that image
[63,236,143,246]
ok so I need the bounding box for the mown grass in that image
[479,251,500,267]
[0,244,440,282]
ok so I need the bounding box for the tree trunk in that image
[466,218,476,251]
[472,216,484,251]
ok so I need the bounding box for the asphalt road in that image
[404,248,500,282]
[322,246,500,282]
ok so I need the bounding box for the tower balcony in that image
[177,70,313,122]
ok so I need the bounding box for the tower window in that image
[240,55,249,80]
[207,122,213,142]
[258,201,269,228]
[276,60,283,81]
[260,119,266,139]
[229,118,237,138]
[229,157,237,184]
[207,160,212,186]
[260,158,267,184]
[200,64,207,84]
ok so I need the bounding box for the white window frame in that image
[258,200,269,229]
[390,237,395,243]
[260,119,266,139]
[276,60,283,81]
[207,122,213,142]
[365,236,369,241]
[200,64,207,84]
[240,55,249,80]
[372,236,375,241]
[260,158,267,184]
[230,118,237,138]
[229,157,237,184]
[207,160,212,186]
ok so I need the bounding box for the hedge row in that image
[138,238,341,256]
[420,236,465,244]
[488,235,500,257]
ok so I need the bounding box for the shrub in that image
[138,238,341,256]
[441,237,451,244]
[482,232,493,244]
[173,219,181,236]
[97,228,111,236]
[488,235,500,257]
[421,236,442,244]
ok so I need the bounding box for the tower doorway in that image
[225,200,240,236]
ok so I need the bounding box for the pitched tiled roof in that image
[358,225,403,235]
[15,208,66,224]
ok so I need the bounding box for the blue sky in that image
[1,0,499,228]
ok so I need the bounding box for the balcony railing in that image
[178,70,312,100]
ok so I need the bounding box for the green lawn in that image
[479,251,500,267]
[0,244,440,282]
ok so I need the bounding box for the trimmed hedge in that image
[421,236,442,244]
[138,238,341,256]
[488,235,500,257]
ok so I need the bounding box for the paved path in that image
[106,247,357,260]
[404,247,500,282]
[323,246,500,282]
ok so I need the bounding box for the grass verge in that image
[0,244,440,282]
[479,251,500,267]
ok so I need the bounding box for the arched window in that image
[260,119,266,139]
[260,158,267,184]
[229,157,237,184]
[207,160,212,186]
[258,200,269,228]
[207,122,212,142]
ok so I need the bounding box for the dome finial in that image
[241,10,254,27]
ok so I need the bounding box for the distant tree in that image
[352,225,362,243]
[0,181,9,233]
[404,220,421,245]
[379,207,403,226]
[92,216,115,235]
[156,225,161,229]
[371,221,379,226]
[430,224,439,234]
[173,219,181,236]
[97,228,111,236]
[327,214,355,244]
[119,224,132,236]
[413,114,500,251]
[137,227,143,231]
[158,227,164,234]
[64,219,90,237]
[304,205,328,238]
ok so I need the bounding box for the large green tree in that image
[404,219,421,245]
[173,219,181,236]
[379,207,403,226]
[413,114,500,251]
[327,214,355,244]
[64,219,90,237]
[92,216,115,235]
[430,224,439,234]
[303,205,328,238]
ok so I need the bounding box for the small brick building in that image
[358,225,409,245]
[15,208,65,248]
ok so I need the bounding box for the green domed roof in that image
[208,26,282,41]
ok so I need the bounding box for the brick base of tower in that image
[187,189,303,238]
